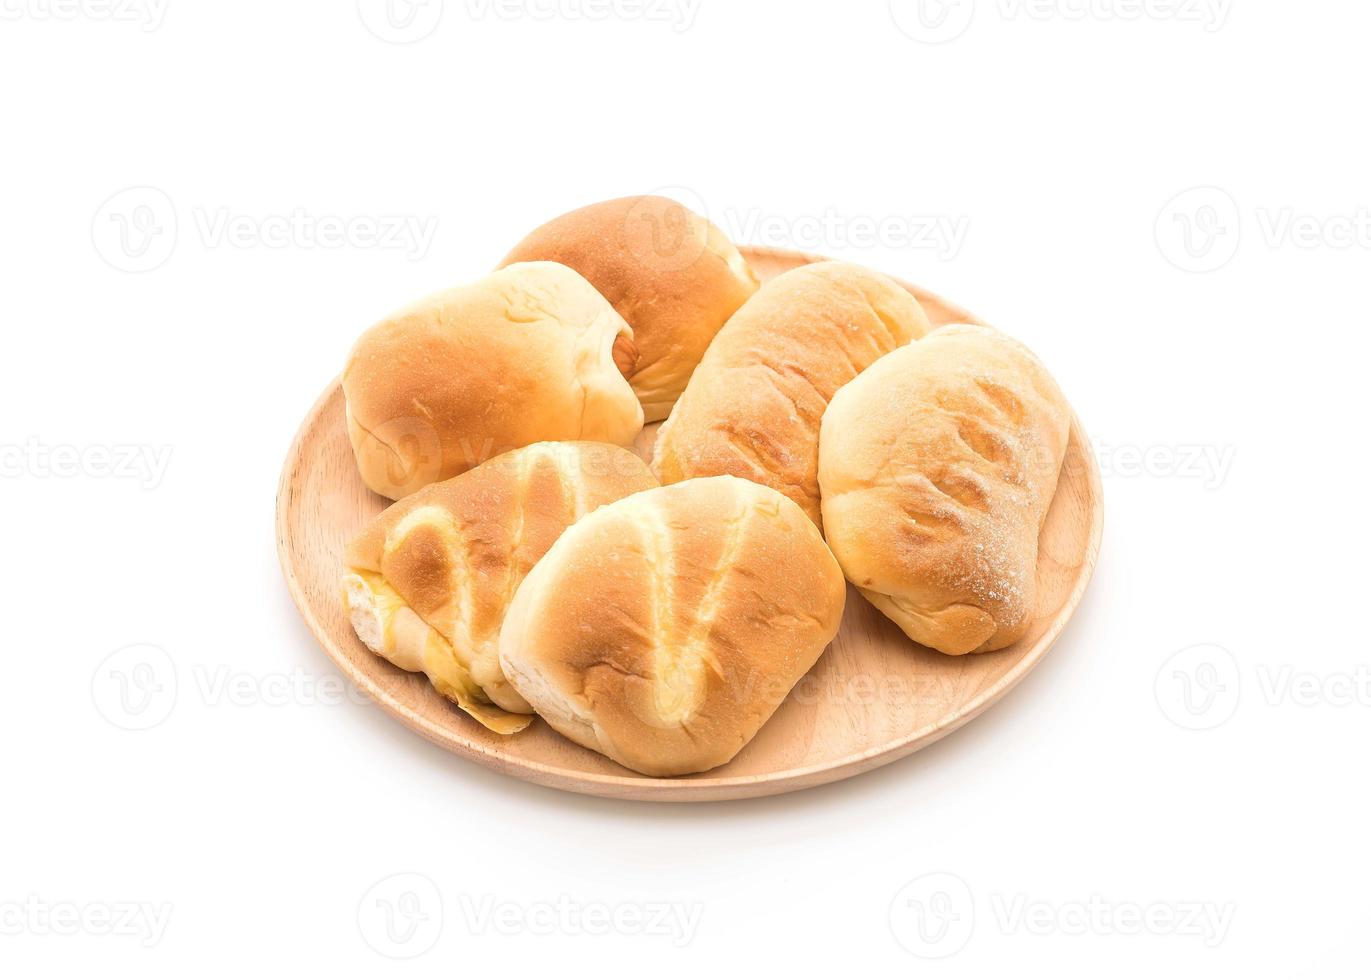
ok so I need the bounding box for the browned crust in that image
[346,442,658,716]
[343,262,643,500]
[651,261,933,530]
[498,476,847,776]
[500,196,759,421]
[818,324,1070,655]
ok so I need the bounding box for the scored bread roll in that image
[651,261,933,530]
[342,442,657,733]
[498,475,847,776]
[500,196,759,422]
[818,324,1071,656]
[343,261,644,500]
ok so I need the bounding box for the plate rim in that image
[275,246,1104,802]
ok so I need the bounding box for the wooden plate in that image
[276,246,1103,802]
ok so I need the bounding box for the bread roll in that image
[818,324,1070,656]
[498,475,846,776]
[342,442,657,733]
[343,262,644,500]
[651,261,932,529]
[500,197,759,422]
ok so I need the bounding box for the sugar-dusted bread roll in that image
[498,476,846,776]
[342,442,657,733]
[343,262,644,500]
[818,324,1071,656]
[651,261,932,529]
[500,196,758,422]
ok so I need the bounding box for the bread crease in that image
[341,442,657,731]
[498,476,846,775]
[818,324,1070,655]
[652,261,933,528]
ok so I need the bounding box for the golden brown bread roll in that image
[498,475,846,776]
[818,324,1071,656]
[651,261,933,529]
[343,261,644,500]
[341,442,657,733]
[500,196,759,422]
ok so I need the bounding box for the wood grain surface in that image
[276,246,1103,802]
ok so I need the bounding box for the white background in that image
[2,1,1367,976]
